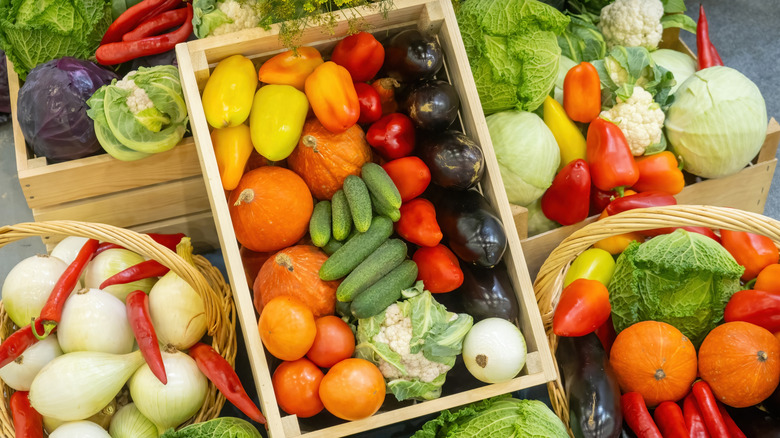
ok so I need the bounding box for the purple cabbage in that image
[17,57,118,163]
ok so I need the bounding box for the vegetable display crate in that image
[512,28,780,280]
[175,0,557,436]
[6,61,219,251]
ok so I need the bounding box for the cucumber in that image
[362,163,402,210]
[337,239,407,302]
[351,260,418,319]
[331,189,353,241]
[343,175,372,232]
[319,216,394,281]
[370,192,401,222]
[336,300,352,319]
[322,239,344,255]
[309,200,332,247]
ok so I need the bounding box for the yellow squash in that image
[543,96,586,170]
[250,85,309,161]
[202,55,258,129]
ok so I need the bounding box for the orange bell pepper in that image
[305,61,360,133]
[212,124,254,190]
[257,46,324,91]
[632,151,685,195]
[564,62,602,123]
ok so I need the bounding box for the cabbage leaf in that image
[160,417,262,438]
[592,46,676,108]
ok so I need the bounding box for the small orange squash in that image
[229,166,313,252]
[609,321,698,407]
[287,118,372,200]
[699,321,780,407]
[253,245,338,317]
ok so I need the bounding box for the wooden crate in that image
[7,59,219,250]
[512,29,780,280]
[176,0,557,436]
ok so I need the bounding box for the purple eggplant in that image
[457,261,518,322]
[402,80,460,131]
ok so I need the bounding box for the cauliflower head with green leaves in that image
[600,86,665,156]
[598,0,664,50]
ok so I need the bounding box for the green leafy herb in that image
[160,417,262,438]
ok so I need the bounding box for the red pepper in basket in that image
[720,230,779,281]
[122,6,189,42]
[354,82,383,125]
[553,279,611,337]
[330,32,385,82]
[541,159,591,225]
[96,232,186,254]
[396,198,442,248]
[100,259,170,289]
[126,290,167,384]
[101,0,180,44]
[367,113,416,160]
[716,403,746,438]
[605,191,677,216]
[10,391,43,438]
[684,393,711,438]
[586,118,639,193]
[0,319,47,368]
[632,151,685,195]
[412,244,464,293]
[696,5,724,70]
[654,401,690,438]
[724,289,780,333]
[189,342,267,425]
[692,381,730,438]
[563,62,602,123]
[621,392,663,438]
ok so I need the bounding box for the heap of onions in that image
[0,335,62,391]
[2,254,76,327]
[84,249,157,301]
[108,403,157,438]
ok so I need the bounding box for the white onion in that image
[129,350,208,434]
[44,399,117,434]
[108,403,157,438]
[58,288,134,354]
[0,335,62,391]
[50,236,90,266]
[149,268,206,350]
[84,249,157,301]
[2,255,80,327]
[462,318,527,384]
[49,420,110,438]
[29,350,144,421]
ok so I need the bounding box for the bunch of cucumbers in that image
[310,163,418,319]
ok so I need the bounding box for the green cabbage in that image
[525,198,561,237]
[456,0,570,114]
[650,49,696,94]
[665,66,767,179]
[160,417,262,438]
[412,395,568,438]
[557,14,606,63]
[609,229,744,346]
[486,111,560,206]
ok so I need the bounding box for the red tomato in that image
[306,316,356,368]
[382,156,431,202]
[272,358,324,418]
[720,230,780,281]
[330,32,385,82]
[413,244,464,293]
[553,278,611,337]
[319,358,385,420]
[354,82,383,125]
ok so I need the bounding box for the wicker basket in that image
[0,221,237,436]
[533,205,780,431]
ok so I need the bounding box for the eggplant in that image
[402,80,460,131]
[457,261,518,322]
[762,380,780,417]
[433,188,506,268]
[557,333,622,438]
[725,405,780,437]
[419,130,485,190]
[383,29,443,81]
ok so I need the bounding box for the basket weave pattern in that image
[533,205,780,431]
[0,221,237,436]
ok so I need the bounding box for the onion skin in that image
[0,335,62,391]
[50,236,90,266]
[462,318,527,384]
[2,255,71,327]
[84,249,157,301]
[108,403,157,438]
[57,288,134,354]
[49,420,110,438]
[148,270,207,350]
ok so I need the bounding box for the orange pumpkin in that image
[287,119,372,200]
[253,245,338,317]
[229,166,313,252]
[699,321,780,407]
[609,321,698,407]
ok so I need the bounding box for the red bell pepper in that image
[412,244,464,293]
[654,401,690,438]
[720,230,779,281]
[354,82,383,125]
[396,198,443,248]
[122,6,189,42]
[126,290,167,384]
[632,151,685,195]
[755,264,780,294]
[724,289,780,333]
[100,259,170,289]
[716,403,746,438]
[366,113,416,160]
[563,62,602,123]
[553,278,611,337]
[696,5,724,70]
[621,392,663,438]
[10,391,43,438]
[540,159,591,226]
[330,32,385,82]
[605,191,677,216]
[692,381,730,438]
[590,186,618,215]
[586,118,639,193]
[382,157,431,202]
[371,78,400,115]
[684,393,711,438]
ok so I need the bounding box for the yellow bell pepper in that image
[249,85,309,161]
[212,125,253,191]
[543,96,586,170]
[202,55,258,129]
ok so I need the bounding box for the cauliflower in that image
[210,0,260,36]
[600,86,665,156]
[598,0,664,50]
[114,78,154,114]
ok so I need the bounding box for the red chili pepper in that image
[122,6,188,42]
[412,244,464,293]
[354,82,383,125]
[96,3,193,65]
[632,151,685,195]
[382,157,431,203]
[692,381,730,438]
[541,159,591,226]
[100,259,170,289]
[595,315,617,356]
[189,342,267,425]
[96,232,186,254]
[654,401,691,438]
[102,0,180,44]
[10,391,43,438]
[126,290,167,384]
[330,31,385,82]
[34,239,99,340]
[605,191,677,216]
[366,113,416,160]
[755,264,780,294]
[553,278,611,337]
[640,226,721,243]
[724,289,780,333]
[563,62,602,123]
[696,4,724,70]
[716,402,746,438]
[586,118,640,193]
[621,392,663,438]
[0,319,47,369]
[371,78,399,115]
[720,230,779,281]
[684,393,711,438]
[396,198,443,248]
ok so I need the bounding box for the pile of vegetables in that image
[0,234,267,436]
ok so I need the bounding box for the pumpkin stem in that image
[302,135,319,153]
[234,189,255,206]
[275,253,294,272]
[654,369,666,381]
[758,350,768,362]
